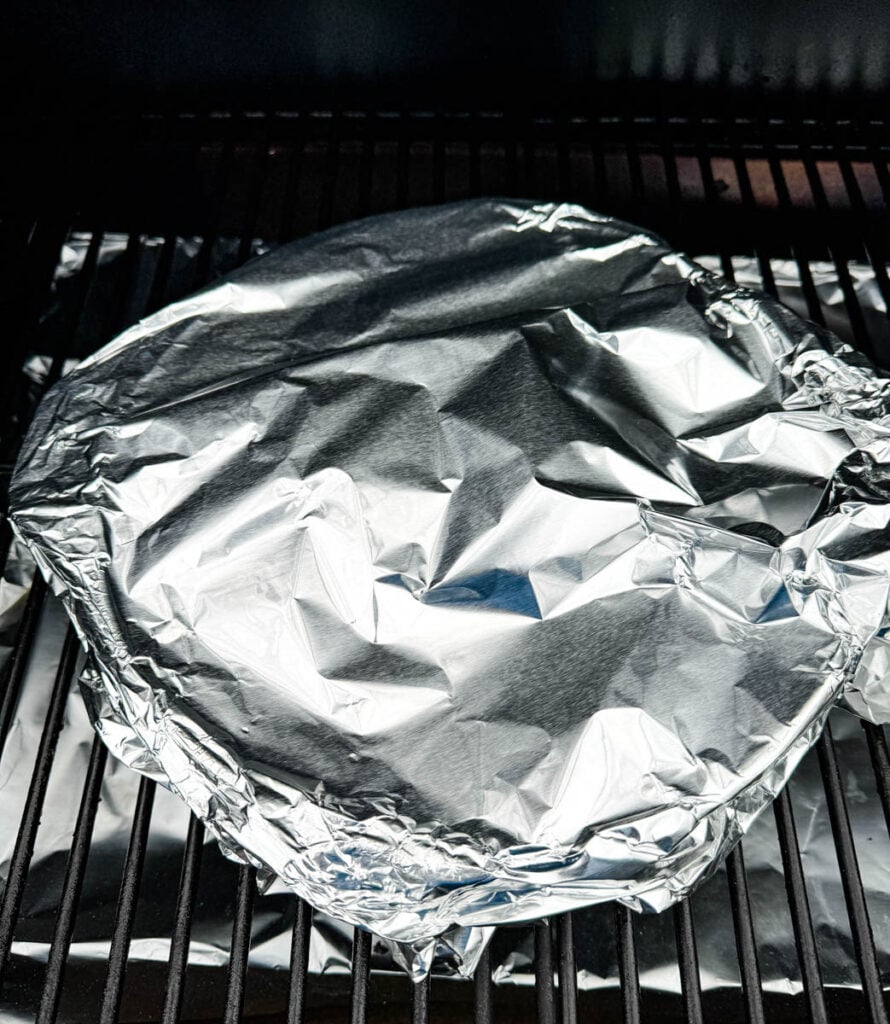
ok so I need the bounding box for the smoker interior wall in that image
[6,0,890,119]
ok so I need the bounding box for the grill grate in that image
[1,112,889,1023]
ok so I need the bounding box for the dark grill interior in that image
[1,111,890,1023]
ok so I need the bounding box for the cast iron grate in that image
[0,111,889,1023]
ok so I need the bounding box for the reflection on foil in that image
[1,209,890,1018]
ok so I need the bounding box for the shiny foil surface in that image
[8,201,890,979]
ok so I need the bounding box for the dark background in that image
[6,0,890,120]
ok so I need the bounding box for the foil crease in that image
[8,200,890,979]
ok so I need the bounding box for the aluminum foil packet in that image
[8,199,890,979]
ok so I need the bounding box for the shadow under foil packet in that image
[9,199,890,980]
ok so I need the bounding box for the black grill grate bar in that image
[772,789,829,1024]
[735,138,828,359]
[864,136,890,274]
[693,121,734,277]
[0,575,47,753]
[281,134,306,244]
[534,919,556,1024]
[99,775,156,1023]
[47,210,99,347]
[521,129,536,200]
[317,112,342,233]
[110,231,146,335]
[721,254,737,285]
[792,137,875,357]
[817,723,890,1024]
[722,128,778,295]
[656,115,685,243]
[828,141,890,317]
[35,737,108,1024]
[557,913,578,1024]
[743,124,829,327]
[789,244,827,325]
[824,247,872,358]
[161,814,205,1024]
[199,129,292,1024]
[673,900,704,1024]
[1,221,66,413]
[63,219,182,1022]
[556,115,573,201]
[754,247,779,301]
[866,134,890,198]
[47,229,104,386]
[588,122,609,204]
[473,939,493,1024]
[725,846,766,1024]
[396,115,413,208]
[431,119,449,202]
[223,863,257,1024]
[238,118,272,264]
[286,898,313,1024]
[615,904,642,1024]
[1,216,101,582]
[192,121,237,290]
[503,122,519,198]
[744,230,874,1024]
[349,927,372,1024]
[166,141,272,1024]
[140,127,272,1022]
[742,223,872,1023]
[412,971,431,1024]
[358,119,377,226]
[144,234,179,317]
[622,118,646,206]
[862,721,890,838]
[0,626,80,976]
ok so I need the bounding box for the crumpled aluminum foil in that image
[8,200,890,979]
[4,233,889,1020]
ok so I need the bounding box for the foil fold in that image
[8,200,890,979]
